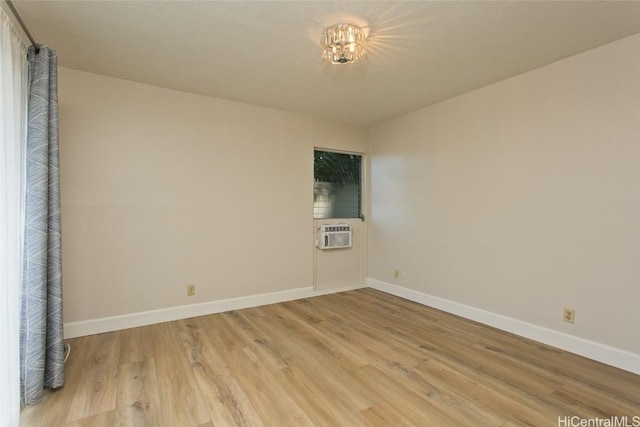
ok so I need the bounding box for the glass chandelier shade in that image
[321,24,367,64]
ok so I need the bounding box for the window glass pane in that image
[314,150,362,219]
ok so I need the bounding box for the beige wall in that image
[58,67,367,323]
[314,217,366,290]
[369,34,640,354]
[61,33,640,357]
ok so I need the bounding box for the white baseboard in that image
[368,279,640,375]
[63,283,366,339]
[64,279,639,375]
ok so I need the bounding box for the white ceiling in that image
[13,0,640,126]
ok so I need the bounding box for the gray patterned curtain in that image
[20,45,64,406]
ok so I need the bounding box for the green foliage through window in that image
[314,150,362,219]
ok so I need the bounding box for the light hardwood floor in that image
[21,288,639,426]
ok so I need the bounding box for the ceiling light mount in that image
[321,23,367,65]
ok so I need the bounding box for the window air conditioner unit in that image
[317,224,352,249]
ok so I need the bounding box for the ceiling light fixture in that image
[321,23,367,64]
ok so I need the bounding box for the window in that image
[314,150,362,219]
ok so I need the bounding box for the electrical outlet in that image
[394,269,406,279]
[187,284,196,297]
[563,308,575,324]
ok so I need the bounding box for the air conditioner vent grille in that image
[317,224,352,249]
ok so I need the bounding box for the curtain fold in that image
[20,45,64,406]
[0,8,27,425]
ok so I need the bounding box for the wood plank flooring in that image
[20,289,640,426]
